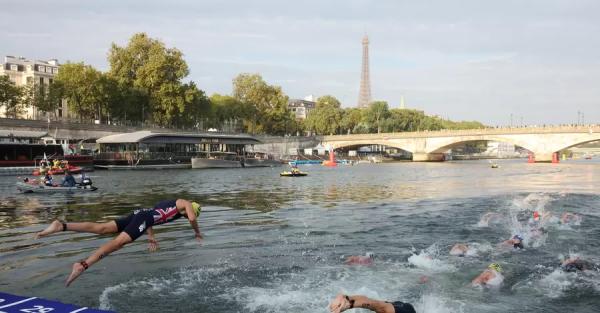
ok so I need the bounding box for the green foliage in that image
[53,62,108,121]
[305,96,343,135]
[316,95,341,109]
[0,75,24,118]
[232,73,294,135]
[364,101,390,133]
[22,81,63,117]
[108,32,204,127]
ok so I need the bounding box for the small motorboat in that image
[491,163,500,168]
[17,177,97,193]
[280,171,308,177]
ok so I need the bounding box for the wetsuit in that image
[388,301,416,313]
[114,200,184,241]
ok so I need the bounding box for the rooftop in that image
[97,131,261,145]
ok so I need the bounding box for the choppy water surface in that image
[0,159,599,313]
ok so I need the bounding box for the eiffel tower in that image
[357,34,371,108]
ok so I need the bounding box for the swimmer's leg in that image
[66,231,132,287]
[37,220,118,238]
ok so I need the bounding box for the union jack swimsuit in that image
[151,200,183,225]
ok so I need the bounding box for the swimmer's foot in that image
[36,220,64,239]
[65,262,86,287]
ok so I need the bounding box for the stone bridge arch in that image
[426,135,535,154]
[326,140,416,154]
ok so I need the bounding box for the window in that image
[53,67,58,74]
[26,77,33,84]
[10,64,17,71]
[49,78,53,84]
[39,77,44,85]
[38,65,45,72]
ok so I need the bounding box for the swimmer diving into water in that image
[36,199,202,287]
[329,294,415,313]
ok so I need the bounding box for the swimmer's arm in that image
[347,296,395,313]
[178,199,203,239]
[146,227,158,252]
[471,271,491,286]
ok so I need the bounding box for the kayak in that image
[280,171,308,177]
[16,181,98,193]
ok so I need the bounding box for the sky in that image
[1,0,599,126]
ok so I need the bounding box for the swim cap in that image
[191,202,201,216]
[366,252,375,259]
[488,263,502,273]
[513,235,524,241]
[533,211,540,221]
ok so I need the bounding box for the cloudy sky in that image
[2,0,599,125]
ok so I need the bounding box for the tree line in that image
[304,96,485,135]
[0,32,484,135]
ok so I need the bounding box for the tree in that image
[22,81,64,119]
[316,95,341,109]
[210,93,251,132]
[53,62,108,121]
[305,96,343,135]
[232,73,293,135]
[340,108,363,134]
[108,32,190,126]
[364,101,390,133]
[0,75,24,118]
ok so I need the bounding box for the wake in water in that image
[408,245,456,272]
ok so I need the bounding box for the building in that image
[288,95,316,120]
[0,56,68,120]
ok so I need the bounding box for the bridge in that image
[321,126,600,162]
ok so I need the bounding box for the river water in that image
[0,159,599,313]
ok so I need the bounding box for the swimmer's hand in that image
[195,232,203,241]
[148,239,159,252]
[329,294,351,313]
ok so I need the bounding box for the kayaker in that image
[328,294,415,313]
[61,170,76,187]
[43,172,54,186]
[35,199,203,287]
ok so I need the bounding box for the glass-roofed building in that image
[94,131,260,169]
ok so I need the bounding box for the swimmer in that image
[501,235,524,249]
[329,294,415,313]
[528,227,547,240]
[36,199,203,287]
[471,263,504,287]
[560,212,581,225]
[449,243,469,256]
[345,252,375,265]
[560,256,599,272]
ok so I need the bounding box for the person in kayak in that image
[328,294,415,313]
[61,170,76,187]
[36,199,203,287]
[43,172,54,186]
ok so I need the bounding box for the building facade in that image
[288,97,316,120]
[0,56,68,120]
